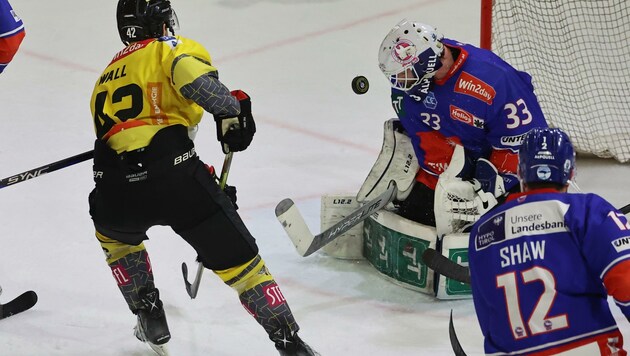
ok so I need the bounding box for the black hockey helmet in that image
[116,0,179,45]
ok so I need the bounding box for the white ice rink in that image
[1,0,629,355]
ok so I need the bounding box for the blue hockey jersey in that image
[0,0,25,73]
[391,39,548,189]
[469,189,630,355]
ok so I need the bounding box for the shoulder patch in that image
[158,36,182,49]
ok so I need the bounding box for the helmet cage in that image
[379,20,444,94]
[387,46,443,92]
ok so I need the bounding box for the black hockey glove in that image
[214,90,256,154]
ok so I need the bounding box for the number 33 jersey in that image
[469,189,630,355]
[90,36,215,153]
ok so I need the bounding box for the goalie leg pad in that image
[320,195,365,259]
[434,233,472,300]
[363,210,437,295]
[357,118,419,202]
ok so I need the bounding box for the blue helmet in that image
[518,128,576,186]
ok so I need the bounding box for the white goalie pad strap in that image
[320,195,364,259]
[357,119,419,203]
[434,145,497,237]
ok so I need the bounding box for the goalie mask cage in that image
[480,0,630,162]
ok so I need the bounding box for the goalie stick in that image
[423,202,630,285]
[181,152,234,299]
[0,291,38,320]
[0,150,93,189]
[275,181,397,257]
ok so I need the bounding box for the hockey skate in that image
[272,328,319,356]
[133,287,171,356]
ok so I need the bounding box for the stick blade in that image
[1,291,38,319]
[275,198,314,256]
[181,262,192,295]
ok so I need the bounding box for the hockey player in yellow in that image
[88,1,317,355]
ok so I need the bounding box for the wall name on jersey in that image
[500,240,546,267]
[454,72,496,105]
[99,65,127,85]
[612,236,630,252]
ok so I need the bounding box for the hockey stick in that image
[449,310,468,356]
[422,248,471,284]
[0,150,94,189]
[275,181,398,257]
[423,203,630,285]
[0,291,38,319]
[181,151,234,299]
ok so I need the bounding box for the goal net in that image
[481,0,630,162]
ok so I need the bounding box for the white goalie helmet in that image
[378,20,444,94]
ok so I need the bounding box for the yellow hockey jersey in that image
[90,35,216,153]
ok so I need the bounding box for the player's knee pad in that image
[96,231,155,311]
[215,255,299,334]
[214,255,273,293]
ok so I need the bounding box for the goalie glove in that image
[435,145,498,237]
[214,90,256,154]
[475,158,519,198]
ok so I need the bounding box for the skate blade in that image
[146,341,169,356]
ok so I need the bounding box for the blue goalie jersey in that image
[469,189,630,355]
[391,39,547,190]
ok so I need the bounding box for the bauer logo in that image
[612,236,630,252]
[263,283,287,307]
[454,72,496,105]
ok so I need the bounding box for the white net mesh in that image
[488,0,630,162]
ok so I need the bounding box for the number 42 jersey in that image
[469,189,630,355]
[90,35,215,153]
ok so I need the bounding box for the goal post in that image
[480,0,630,162]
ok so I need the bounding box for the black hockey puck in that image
[351,75,369,95]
